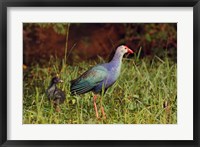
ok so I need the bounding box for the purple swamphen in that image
[70,45,133,118]
[47,76,66,112]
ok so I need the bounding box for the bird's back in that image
[70,65,108,95]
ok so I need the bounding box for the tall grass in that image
[23,55,177,124]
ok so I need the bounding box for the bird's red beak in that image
[125,46,134,54]
[127,48,134,54]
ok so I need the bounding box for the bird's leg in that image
[56,105,61,112]
[93,95,99,118]
[54,99,61,112]
[100,96,106,119]
[101,106,106,119]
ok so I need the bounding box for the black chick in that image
[46,76,66,111]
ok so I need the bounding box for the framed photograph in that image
[0,0,199,146]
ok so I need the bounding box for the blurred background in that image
[23,23,177,65]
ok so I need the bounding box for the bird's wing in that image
[70,66,108,95]
[53,89,66,103]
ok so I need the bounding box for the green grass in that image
[23,55,177,124]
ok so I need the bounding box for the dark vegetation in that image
[23,23,177,65]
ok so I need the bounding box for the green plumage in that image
[70,65,108,95]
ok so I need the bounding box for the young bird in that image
[46,76,66,112]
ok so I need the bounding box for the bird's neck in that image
[110,51,123,65]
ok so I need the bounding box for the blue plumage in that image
[70,45,133,95]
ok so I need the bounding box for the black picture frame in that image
[0,0,199,146]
